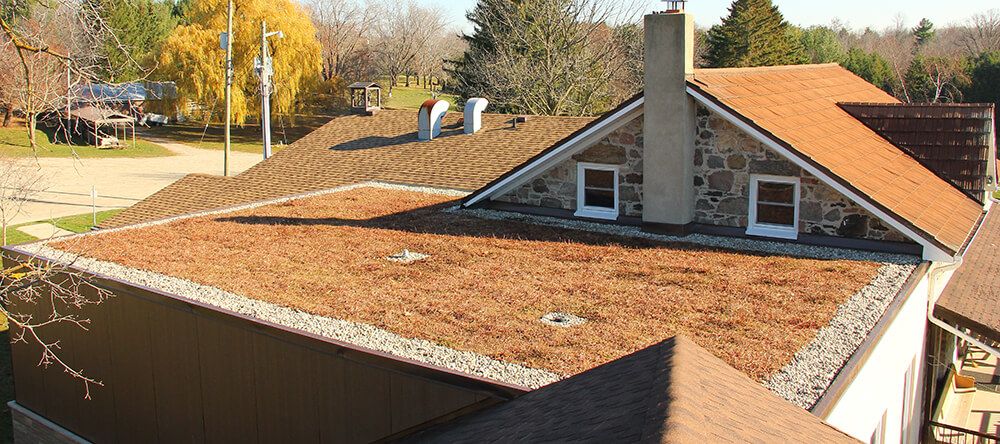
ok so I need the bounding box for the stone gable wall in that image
[495,116,644,217]
[693,104,912,243]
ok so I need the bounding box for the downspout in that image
[926,258,1000,359]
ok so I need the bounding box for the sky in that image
[432,0,995,34]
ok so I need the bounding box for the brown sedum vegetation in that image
[57,187,881,381]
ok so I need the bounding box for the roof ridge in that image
[692,63,842,76]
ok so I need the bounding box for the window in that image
[575,163,618,220]
[747,175,800,239]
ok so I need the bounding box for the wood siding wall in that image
[2,250,524,444]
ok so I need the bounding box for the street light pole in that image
[223,0,233,176]
[257,21,282,160]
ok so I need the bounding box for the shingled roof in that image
[400,336,859,443]
[101,111,594,227]
[687,64,984,255]
[935,208,1000,344]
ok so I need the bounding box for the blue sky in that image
[432,0,995,34]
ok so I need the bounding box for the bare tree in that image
[0,155,45,246]
[372,1,446,95]
[962,9,1000,56]
[307,0,380,82]
[1,246,112,399]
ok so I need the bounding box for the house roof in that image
[935,208,1000,344]
[101,110,595,228]
[839,102,996,202]
[65,186,883,384]
[400,335,859,443]
[687,64,984,255]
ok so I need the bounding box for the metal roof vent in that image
[418,99,450,140]
[386,249,428,263]
[464,98,489,135]
[539,312,587,327]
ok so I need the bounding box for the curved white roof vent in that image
[418,99,450,141]
[464,98,489,135]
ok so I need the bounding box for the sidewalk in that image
[10,132,263,225]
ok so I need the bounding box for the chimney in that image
[418,99,450,140]
[464,98,489,134]
[642,9,695,232]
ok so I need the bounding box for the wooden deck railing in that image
[929,421,1000,444]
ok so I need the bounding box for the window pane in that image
[585,189,615,208]
[757,203,794,226]
[584,169,614,189]
[758,182,794,204]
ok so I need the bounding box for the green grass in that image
[0,126,171,158]
[2,209,124,246]
[382,85,460,111]
[144,114,334,154]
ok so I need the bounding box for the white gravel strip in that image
[764,262,916,408]
[15,243,561,390]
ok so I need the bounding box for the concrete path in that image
[16,223,74,239]
[9,131,262,226]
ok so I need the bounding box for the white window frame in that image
[747,174,800,240]
[574,162,619,220]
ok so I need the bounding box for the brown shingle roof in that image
[689,64,984,254]
[399,336,859,443]
[102,111,594,227]
[935,208,1000,344]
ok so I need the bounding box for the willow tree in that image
[704,0,806,68]
[157,0,322,125]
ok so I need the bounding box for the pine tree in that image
[912,18,935,52]
[842,48,895,93]
[704,0,807,68]
[90,0,177,82]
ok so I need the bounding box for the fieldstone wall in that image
[693,105,912,243]
[496,116,643,217]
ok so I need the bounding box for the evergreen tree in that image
[904,54,932,102]
[799,26,846,64]
[90,0,178,81]
[912,18,935,52]
[964,51,1000,134]
[842,47,895,93]
[704,0,807,68]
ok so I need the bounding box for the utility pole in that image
[256,21,282,159]
[223,0,233,176]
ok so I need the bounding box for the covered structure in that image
[69,104,137,149]
[348,82,382,115]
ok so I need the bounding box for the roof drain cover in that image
[386,249,428,263]
[539,312,587,327]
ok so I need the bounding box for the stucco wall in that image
[693,105,912,243]
[496,116,644,217]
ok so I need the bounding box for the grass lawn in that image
[3,209,124,247]
[0,126,171,158]
[144,113,334,154]
[382,85,460,111]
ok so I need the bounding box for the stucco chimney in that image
[642,11,696,232]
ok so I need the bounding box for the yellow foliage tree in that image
[158,0,321,125]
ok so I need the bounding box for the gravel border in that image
[18,184,923,401]
[15,243,562,390]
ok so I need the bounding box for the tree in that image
[88,0,177,82]
[902,54,966,103]
[449,0,644,116]
[306,0,379,83]
[842,47,895,93]
[964,51,1000,134]
[371,1,446,95]
[704,0,807,68]
[157,0,322,125]
[912,18,935,52]
[962,9,1000,56]
[799,26,846,64]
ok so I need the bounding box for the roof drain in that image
[386,249,429,263]
[539,312,587,327]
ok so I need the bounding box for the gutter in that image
[926,248,1000,359]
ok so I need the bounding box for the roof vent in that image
[464,98,489,135]
[386,249,428,263]
[418,99,450,140]
[539,312,587,327]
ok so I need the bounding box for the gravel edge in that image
[16,243,563,390]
